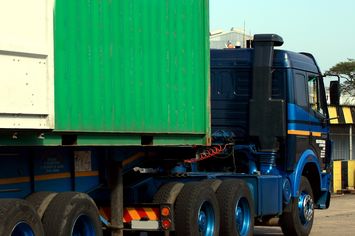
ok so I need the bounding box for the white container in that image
[0,0,54,129]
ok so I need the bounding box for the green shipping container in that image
[53,0,210,145]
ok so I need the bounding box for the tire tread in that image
[216,179,254,236]
[280,176,314,236]
[174,182,220,236]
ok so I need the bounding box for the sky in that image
[210,0,355,73]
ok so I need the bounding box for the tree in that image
[326,59,355,96]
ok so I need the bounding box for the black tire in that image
[153,182,184,204]
[280,176,314,236]
[152,183,184,236]
[0,199,44,236]
[26,191,57,219]
[216,179,254,236]
[174,182,220,236]
[201,179,222,192]
[42,192,103,236]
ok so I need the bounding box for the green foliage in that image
[327,59,355,95]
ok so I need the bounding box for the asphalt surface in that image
[254,194,355,235]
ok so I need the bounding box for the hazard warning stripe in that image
[124,208,138,223]
[328,106,338,124]
[143,208,159,221]
[136,208,149,219]
[99,207,110,222]
[328,105,355,124]
[123,207,160,223]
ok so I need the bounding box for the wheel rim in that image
[71,215,96,236]
[235,197,251,236]
[298,192,314,225]
[197,201,215,236]
[11,222,35,236]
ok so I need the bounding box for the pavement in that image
[254,194,355,235]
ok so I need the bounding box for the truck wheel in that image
[26,191,58,219]
[42,192,102,236]
[153,182,184,204]
[201,179,222,192]
[0,199,44,236]
[280,176,314,236]
[216,179,254,236]
[174,182,220,236]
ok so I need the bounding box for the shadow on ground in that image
[254,226,283,235]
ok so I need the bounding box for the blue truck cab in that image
[209,34,331,235]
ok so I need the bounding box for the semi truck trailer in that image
[0,1,332,236]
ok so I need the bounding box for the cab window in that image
[294,72,308,109]
[308,74,326,116]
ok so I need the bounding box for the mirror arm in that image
[324,116,339,122]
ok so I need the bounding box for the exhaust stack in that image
[249,34,286,152]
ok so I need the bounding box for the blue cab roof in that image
[210,48,320,73]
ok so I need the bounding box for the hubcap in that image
[298,192,314,225]
[235,198,251,236]
[198,211,207,232]
[71,215,96,236]
[11,222,35,236]
[197,202,215,236]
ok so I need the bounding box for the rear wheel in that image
[42,192,102,236]
[153,182,184,204]
[280,176,314,236]
[0,199,44,236]
[26,191,57,219]
[216,179,254,236]
[174,182,220,236]
[201,179,222,192]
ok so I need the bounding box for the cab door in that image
[287,70,311,169]
[307,74,330,168]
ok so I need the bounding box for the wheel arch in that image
[302,162,321,203]
[289,149,322,200]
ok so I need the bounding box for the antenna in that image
[243,20,246,48]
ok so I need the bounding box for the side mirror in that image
[329,81,340,105]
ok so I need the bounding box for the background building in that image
[210,28,252,49]
[325,88,355,106]
[326,88,355,160]
[328,105,355,161]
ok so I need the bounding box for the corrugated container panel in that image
[54,0,210,143]
[331,134,350,160]
[330,125,355,161]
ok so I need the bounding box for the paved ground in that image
[254,194,355,235]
